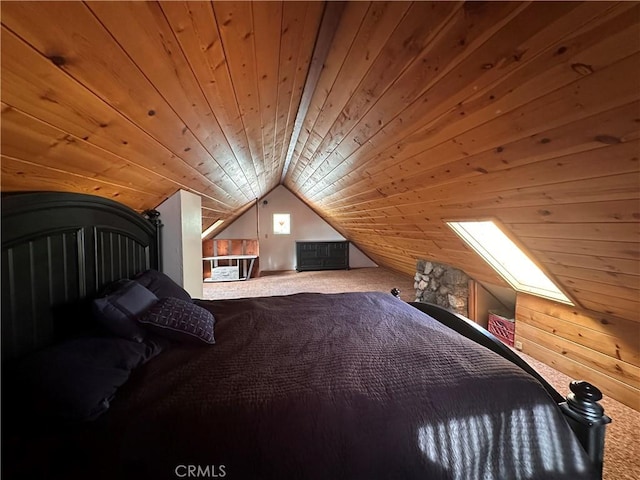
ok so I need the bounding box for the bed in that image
[1,192,610,480]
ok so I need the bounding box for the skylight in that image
[201,219,224,239]
[447,220,573,305]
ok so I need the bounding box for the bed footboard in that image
[560,381,611,478]
[402,295,611,479]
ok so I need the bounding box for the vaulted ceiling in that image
[2,2,639,323]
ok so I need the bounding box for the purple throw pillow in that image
[9,336,165,421]
[133,270,192,302]
[137,297,215,345]
[92,280,158,342]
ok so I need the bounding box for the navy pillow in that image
[133,269,192,302]
[93,280,158,342]
[137,297,215,345]
[9,336,165,422]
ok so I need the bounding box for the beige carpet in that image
[203,267,417,302]
[202,267,639,480]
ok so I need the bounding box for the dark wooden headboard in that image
[1,192,161,360]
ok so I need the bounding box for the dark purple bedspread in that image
[11,292,597,479]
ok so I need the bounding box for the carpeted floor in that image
[203,267,417,302]
[202,267,639,480]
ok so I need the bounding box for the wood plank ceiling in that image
[2,2,639,323]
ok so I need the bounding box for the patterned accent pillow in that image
[137,297,215,345]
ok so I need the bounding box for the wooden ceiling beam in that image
[280,1,346,183]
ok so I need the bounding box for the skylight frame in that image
[446,219,574,305]
[201,219,224,239]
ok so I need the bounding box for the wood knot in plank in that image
[571,63,594,75]
[594,135,620,144]
[48,55,66,66]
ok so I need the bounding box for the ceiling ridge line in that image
[286,1,392,188]
[274,3,322,189]
[279,1,345,185]
[295,1,464,195]
[213,2,269,197]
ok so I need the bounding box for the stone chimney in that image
[415,259,470,317]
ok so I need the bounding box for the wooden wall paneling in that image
[160,1,259,197]
[546,265,639,292]
[520,237,638,262]
[286,1,370,184]
[299,1,525,198]
[453,140,639,199]
[86,1,255,201]
[0,26,235,213]
[515,293,640,409]
[0,155,161,211]
[332,198,640,230]
[355,233,500,282]
[344,226,448,241]
[517,304,640,366]
[251,1,283,187]
[347,231,505,285]
[1,104,171,198]
[272,1,325,184]
[568,295,639,323]
[287,1,412,188]
[317,43,640,212]
[213,1,267,194]
[442,173,640,211]
[1,2,243,203]
[320,136,639,217]
[323,167,637,223]
[319,99,640,209]
[390,2,640,166]
[309,2,637,204]
[302,1,588,199]
[1,2,638,325]
[523,340,639,410]
[492,199,640,224]
[554,275,639,304]
[509,222,640,242]
[202,239,212,279]
[476,201,640,229]
[201,238,260,279]
[534,250,640,277]
[294,1,466,194]
[323,174,639,236]
[453,2,640,124]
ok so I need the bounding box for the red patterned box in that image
[488,311,515,346]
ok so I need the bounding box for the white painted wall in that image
[216,185,376,271]
[157,190,203,298]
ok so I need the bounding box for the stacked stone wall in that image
[414,259,469,317]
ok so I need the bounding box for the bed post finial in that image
[142,209,163,271]
[559,381,611,479]
[390,288,400,298]
[143,209,161,226]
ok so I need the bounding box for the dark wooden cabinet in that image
[296,241,349,272]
